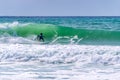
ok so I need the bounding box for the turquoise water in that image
[0,16,120,80]
[0,16,120,45]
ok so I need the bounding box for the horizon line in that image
[0,16,120,17]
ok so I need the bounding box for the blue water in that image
[0,16,120,80]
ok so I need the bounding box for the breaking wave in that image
[0,22,120,44]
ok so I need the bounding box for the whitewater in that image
[0,16,120,80]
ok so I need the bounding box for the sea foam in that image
[0,44,120,66]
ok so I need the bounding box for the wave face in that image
[0,22,120,45]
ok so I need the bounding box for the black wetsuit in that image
[37,33,44,42]
[40,35,44,41]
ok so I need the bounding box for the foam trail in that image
[0,44,120,66]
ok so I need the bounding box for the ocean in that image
[0,16,120,80]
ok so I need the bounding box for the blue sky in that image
[0,0,119,16]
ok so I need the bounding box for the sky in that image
[0,0,119,16]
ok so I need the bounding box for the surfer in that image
[37,33,44,42]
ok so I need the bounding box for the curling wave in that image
[0,22,120,44]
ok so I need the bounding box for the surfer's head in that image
[40,33,43,35]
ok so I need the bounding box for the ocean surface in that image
[0,16,120,80]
